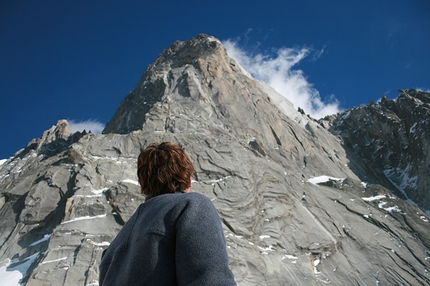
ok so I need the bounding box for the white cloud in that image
[68,120,104,134]
[222,39,341,118]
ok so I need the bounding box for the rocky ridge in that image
[0,34,429,285]
[327,89,430,211]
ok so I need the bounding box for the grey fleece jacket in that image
[99,192,236,285]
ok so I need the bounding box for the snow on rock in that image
[0,253,40,286]
[378,202,401,213]
[60,214,106,224]
[383,164,418,198]
[362,195,401,212]
[362,195,386,202]
[313,259,321,274]
[91,188,109,195]
[40,256,68,265]
[282,254,299,262]
[29,234,51,247]
[307,175,344,185]
[121,179,139,186]
[90,241,110,247]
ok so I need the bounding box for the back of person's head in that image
[137,142,194,197]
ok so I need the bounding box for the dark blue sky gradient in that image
[1,0,429,159]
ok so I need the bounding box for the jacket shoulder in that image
[181,192,216,209]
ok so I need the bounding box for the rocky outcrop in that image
[0,35,429,285]
[18,119,87,160]
[328,89,430,211]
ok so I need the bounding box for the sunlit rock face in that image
[0,35,429,285]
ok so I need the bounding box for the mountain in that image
[0,34,429,285]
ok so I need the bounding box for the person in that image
[99,142,236,285]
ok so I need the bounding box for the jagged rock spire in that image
[103,34,230,134]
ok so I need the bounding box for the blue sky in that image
[1,0,429,159]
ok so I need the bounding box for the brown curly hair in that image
[137,142,194,197]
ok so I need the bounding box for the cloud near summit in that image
[222,39,340,119]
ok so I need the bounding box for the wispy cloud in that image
[310,46,325,63]
[222,39,340,118]
[68,120,104,134]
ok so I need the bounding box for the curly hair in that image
[137,142,195,197]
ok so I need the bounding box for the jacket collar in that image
[145,190,186,202]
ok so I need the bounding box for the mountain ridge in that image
[327,88,430,211]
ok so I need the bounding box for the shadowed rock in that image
[327,89,430,210]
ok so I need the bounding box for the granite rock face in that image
[0,35,429,285]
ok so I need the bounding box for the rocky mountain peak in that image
[103,35,261,134]
[150,34,226,69]
[1,36,429,285]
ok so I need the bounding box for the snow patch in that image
[207,36,222,45]
[200,176,231,185]
[258,245,275,254]
[378,202,401,213]
[29,234,51,246]
[87,239,110,247]
[362,195,401,212]
[92,188,108,195]
[313,259,320,267]
[307,175,344,185]
[0,159,7,166]
[362,195,386,202]
[61,214,106,224]
[41,257,68,265]
[282,254,298,261]
[313,259,321,274]
[0,252,40,285]
[121,179,139,186]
